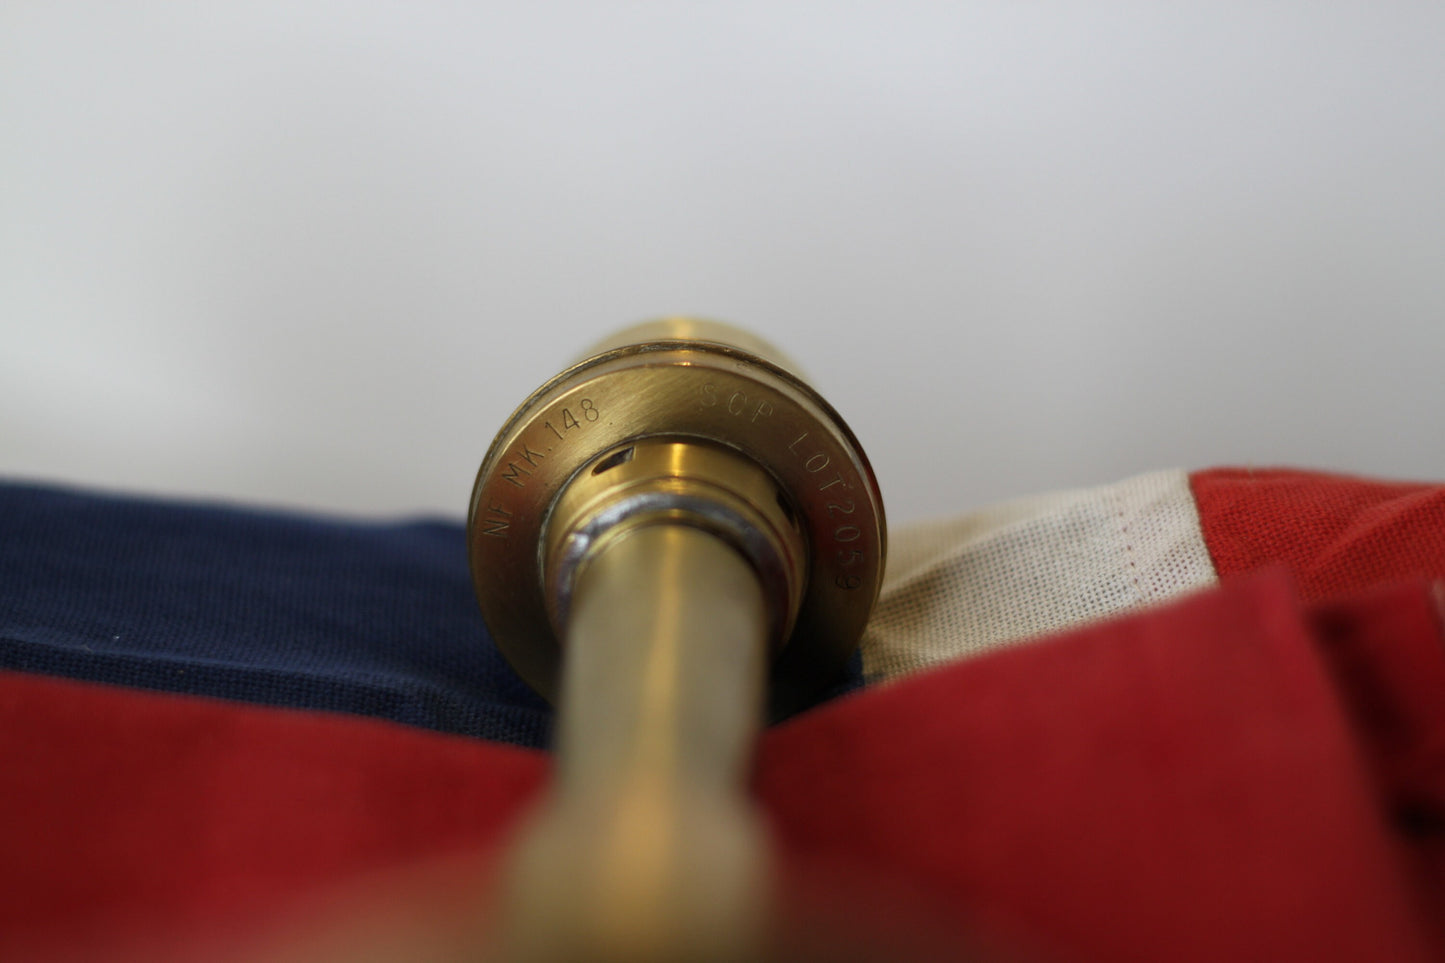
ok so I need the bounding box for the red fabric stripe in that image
[1190,468,1445,601]
[760,571,1440,962]
[6,571,1445,960]
[0,675,546,955]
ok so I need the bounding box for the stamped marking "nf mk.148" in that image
[497,398,602,491]
[480,504,514,539]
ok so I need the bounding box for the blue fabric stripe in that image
[0,480,861,748]
[0,480,552,747]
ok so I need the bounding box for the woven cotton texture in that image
[861,469,1219,682]
[0,481,557,748]
[0,480,864,749]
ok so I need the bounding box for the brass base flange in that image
[468,321,886,716]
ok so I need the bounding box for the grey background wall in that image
[3,2,1442,524]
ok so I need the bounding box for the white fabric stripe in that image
[860,469,1218,682]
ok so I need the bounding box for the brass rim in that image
[468,340,886,716]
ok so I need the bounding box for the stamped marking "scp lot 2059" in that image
[699,380,869,591]
[699,383,774,423]
[787,429,867,590]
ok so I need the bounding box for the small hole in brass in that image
[592,446,636,476]
[776,489,799,528]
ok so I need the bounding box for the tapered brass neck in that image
[542,437,808,655]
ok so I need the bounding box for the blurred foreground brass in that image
[467,319,886,960]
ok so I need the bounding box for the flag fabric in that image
[1,468,1443,959]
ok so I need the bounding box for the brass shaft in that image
[559,524,768,795]
[501,524,772,962]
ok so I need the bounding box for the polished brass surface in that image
[468,319,886,715]
[576,316,805,379]
[499,525,771,962]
